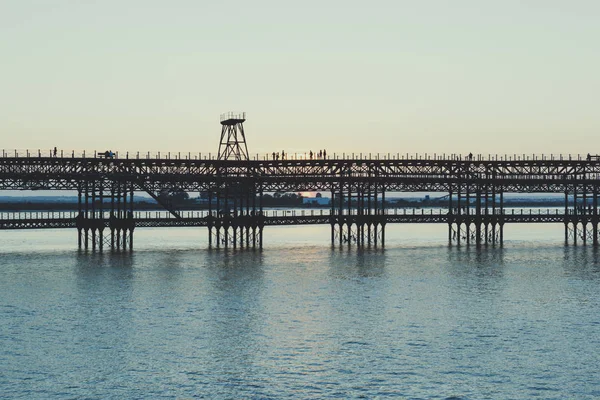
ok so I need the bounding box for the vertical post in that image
[208,191,213,248]
[466,184,470,245]
[111,182,115,250]
[224,187,229,248]
[339,182,344,246]
[247,185,252,248]
[457,183,461,246]
[330,186,335,245]
[121,184,127,248]
[84,181,89,249]
[347,181,352,246]
[574,186,578,246]
[381,189,386,248]
[484,184,489,244]
[565,190,569,244]
[252,185,257,249]
[78,187,82,249]
[583,180,587,245]
[259,185,263,249]
[91,181,96,251]
[499,191,504,246]
[373,183,378,247]
[448,188,453,244]
[594,188,598,246]
[232,195,237,249]
[492,183,496,244]
[476,189,481,245]
[99,182,104,251]
[129,184,134,251]
[216,190,221,247]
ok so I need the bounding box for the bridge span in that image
[2,149,600,250]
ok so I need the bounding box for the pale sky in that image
[1,0,599,158]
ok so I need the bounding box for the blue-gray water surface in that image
[1,224,600,399]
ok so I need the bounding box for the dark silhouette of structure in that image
[1,115,600,251]
[218,112,248,161]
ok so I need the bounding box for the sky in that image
[1,0,599,158]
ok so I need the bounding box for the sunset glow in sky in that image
[1,1,599,157]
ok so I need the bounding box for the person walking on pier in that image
[53,147,57,157]
[468,152,473,161]
[272,151,276,160]
[323,149,327,159]
[310,150,313,160]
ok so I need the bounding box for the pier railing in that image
[0,149,592,162]
[0,207,589,224]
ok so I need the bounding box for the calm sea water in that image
[1,224,600,399]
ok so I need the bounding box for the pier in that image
[2,155,599,250]
[1,114,599,250]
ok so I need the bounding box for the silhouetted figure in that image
[310,150,313,160]
[53,147,57,157]
[587,153,591,161]
[323,149,327,159]
[468,152,473,161]
[281,150,285,159]
[318,150,322,159]
[104,150,110,158]
[276,153,279,160]
[272,152,276,160]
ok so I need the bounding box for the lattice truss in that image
[3,157,600,194]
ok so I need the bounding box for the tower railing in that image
[220,112,246,123]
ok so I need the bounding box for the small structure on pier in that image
[218,112,249,161]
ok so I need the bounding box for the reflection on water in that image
[562,246,600,279]
[1,227,600,398]
[329,247,387,279]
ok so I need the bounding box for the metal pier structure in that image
[1,113,600,250]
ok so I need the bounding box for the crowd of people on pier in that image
[272,149,327,160]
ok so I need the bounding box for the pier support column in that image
[564,190,569,244]
[475,189,482,246]
[574,187,578,246]
[499,191,504,246]
[594,189,598,246]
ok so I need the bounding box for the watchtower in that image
[218,112,249,160]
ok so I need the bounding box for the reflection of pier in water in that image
[2,113,600,250]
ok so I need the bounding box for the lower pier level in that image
[2,209,600,250]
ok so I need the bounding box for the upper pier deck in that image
[1,151,599,194]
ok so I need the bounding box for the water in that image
[1,224,600,399]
